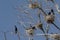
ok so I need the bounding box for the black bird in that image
[14,25,18,34]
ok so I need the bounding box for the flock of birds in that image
[14,0,60,40]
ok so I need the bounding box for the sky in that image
[0,0,60,40]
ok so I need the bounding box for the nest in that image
[45,15,55,23]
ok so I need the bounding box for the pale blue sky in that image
[0,0,60,40]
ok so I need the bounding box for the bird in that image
[14,25,18,34]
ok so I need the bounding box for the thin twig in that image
[39,8,47,17]
[16,7,35,22]
[37,9,41,23]
[46,24,50,33]
[52,22,60,30]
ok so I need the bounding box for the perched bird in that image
[14,25,18,34]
